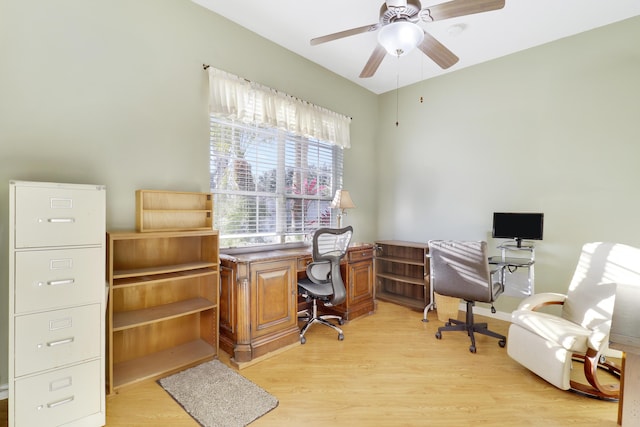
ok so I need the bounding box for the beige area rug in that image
[158,360,278,427]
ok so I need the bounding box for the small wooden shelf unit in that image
[375,240,429,311]
[136,189,213,232]
[106,229,219,394]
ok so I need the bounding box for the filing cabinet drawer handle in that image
[47,337,74,347]
[47,218,76,223]
[47,279,75,286]
[47,395,74,409]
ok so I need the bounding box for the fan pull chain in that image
[395,56,400,127]
[395,73,399,127]
[419,53,424,103]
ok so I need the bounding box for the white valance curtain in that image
[207,66,351,149]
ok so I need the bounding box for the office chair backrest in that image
[429,240,501,304]
[562,242,640,336]
[308,226,353,306]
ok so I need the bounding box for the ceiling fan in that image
[310,0,506,78]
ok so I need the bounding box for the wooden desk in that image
[610,282,640,426]
[219,244,375,366]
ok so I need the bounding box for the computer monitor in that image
[492,212,544,247]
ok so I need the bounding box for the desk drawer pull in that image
[47,395,74,409]
[47,337,74,347]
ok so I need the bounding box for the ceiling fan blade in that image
[311,23,380,46]
[359,45,387,78]
[423,0,505,21]
[417,32,459,69]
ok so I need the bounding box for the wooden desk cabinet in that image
[220,244,375,365]
[221,257,299,365]
[321,245,375,320]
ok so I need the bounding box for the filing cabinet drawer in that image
[348,248,374,263]
[14,184,105,248]
[14,247,103,313]
[14,304,101,377]
[14,360,101,427]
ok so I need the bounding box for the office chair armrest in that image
[517,292,567,312]
[306,260,331,284]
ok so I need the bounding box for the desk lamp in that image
[331,189,356,228]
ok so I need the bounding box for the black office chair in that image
[298,226,353,344]
[428,240,506,353]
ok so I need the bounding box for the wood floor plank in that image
[1,301,619,426]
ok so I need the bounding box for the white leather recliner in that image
[507,242,640,399]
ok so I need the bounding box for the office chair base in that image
[299,317,344,344]
[435,301,506,353]
[298,301,344,344]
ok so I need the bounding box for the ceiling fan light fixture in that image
[377,21,424,57]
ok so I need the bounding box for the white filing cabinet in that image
[8,180,106,427]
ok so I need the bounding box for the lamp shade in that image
[377,21,425,57]
[331,190,356,210]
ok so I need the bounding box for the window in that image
[205,66,351,249]
[210,117,344,248]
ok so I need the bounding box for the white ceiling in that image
[192,0,640,94]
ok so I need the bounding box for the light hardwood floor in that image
[1,300,620,426]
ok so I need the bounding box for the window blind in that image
[210,117,343,248]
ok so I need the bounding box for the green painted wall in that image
[375,16,640,313]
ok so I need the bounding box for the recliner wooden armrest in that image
[516,292,566,311]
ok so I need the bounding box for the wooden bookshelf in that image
[136,189,213,232]
[106,230,219,394]
[375,241,429,311]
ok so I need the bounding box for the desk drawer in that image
[348,248,373,263]
[14,304,101,376]
[14,247,103,313]
[14,360,101,427]
[14,184,105,248]
[297,256,312,272]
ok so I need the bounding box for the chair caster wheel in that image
[435,332,442,340]
[499,340,506,348]
[300,336,306,344]
[338,333,344,341]
[469,345,476,353]
[338,319,344,325]
[445,322,451,327]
